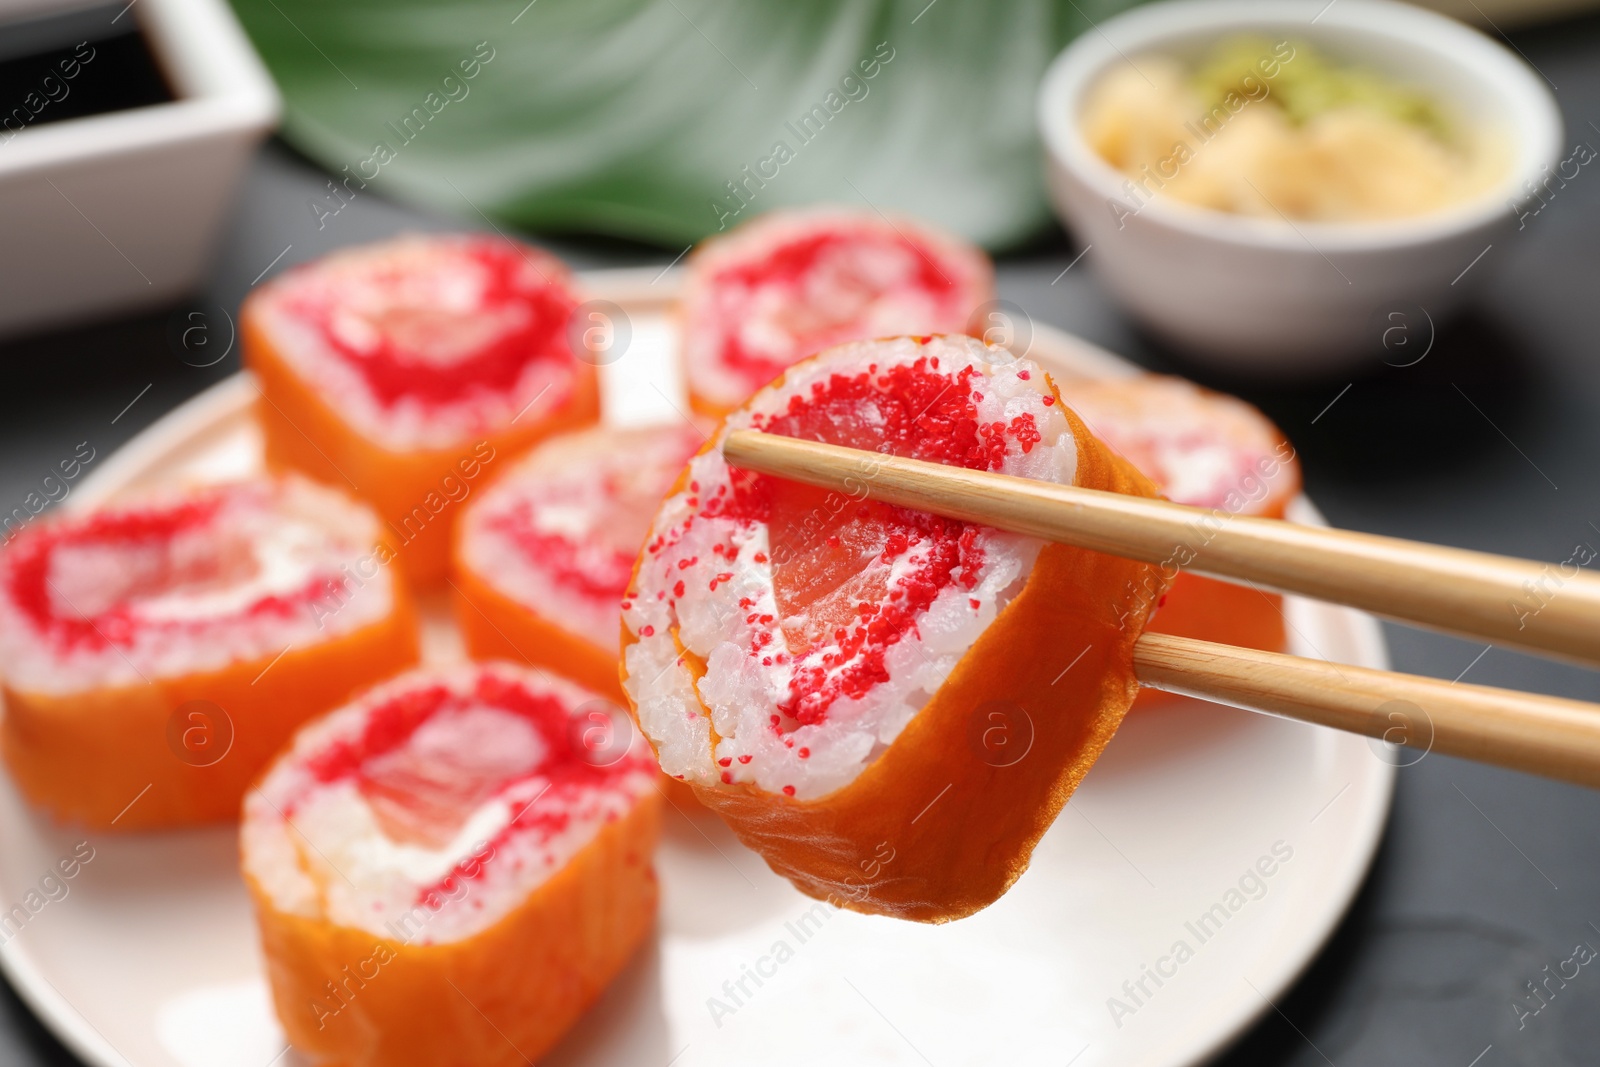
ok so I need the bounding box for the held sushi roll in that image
[244,234,602,586]
[242,662,660,1067]
[621,335,1168,922]
[680,207,995,416]
[0,476,418,829]
[453,424,704,701]
[1064,375,1301,655]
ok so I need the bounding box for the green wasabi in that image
[1192,36,1451,141]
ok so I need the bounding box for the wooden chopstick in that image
[1135,633,1600,788]
[722,430,1600,668]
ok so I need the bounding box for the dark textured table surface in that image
[3,11,1599,1066]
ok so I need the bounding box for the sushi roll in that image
[242,662,660,1067]
[1064,375,1300,655]
[621,335,1168,922]
[0,476,418,830]
[453,423,704,701]
[244,234,602,586]
[680,207,995,416]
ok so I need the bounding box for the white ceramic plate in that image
[0,269,1392,1067]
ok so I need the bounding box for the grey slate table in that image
[2,12,1599,1065]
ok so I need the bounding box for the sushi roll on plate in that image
[244,234,602,586]
[1063,375,1301,657]
[679,207,995,416]
[620,334,1168,922]
[242,662,660,1067]
[453,423,705,701]
[0,476,418,829]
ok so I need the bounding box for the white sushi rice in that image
[680,207,994,411]
[622,336,1075,800]
[459,424,703,651]
[0,477,394,695]
[250,235,581,451]
[242,663,656,945]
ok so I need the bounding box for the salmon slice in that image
[620,335,1169,921]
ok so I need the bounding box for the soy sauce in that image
[0,3,173,136]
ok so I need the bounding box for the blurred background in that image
[2,0,1599,1063]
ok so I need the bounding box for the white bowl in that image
[1037,0,1563,376]
[0,0,279,340]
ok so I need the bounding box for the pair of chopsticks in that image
[722,430,1600,789]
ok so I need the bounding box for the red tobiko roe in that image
[4,494,332,654]
[697,355,1043,728]
[710,230,961,376]
[282,240,579,411]
[479,513,635,602]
